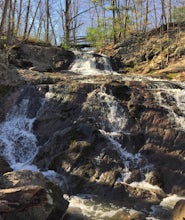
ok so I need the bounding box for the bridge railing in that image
[61,36,92,49]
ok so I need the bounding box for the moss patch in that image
[166,73,179,80]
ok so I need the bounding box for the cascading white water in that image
[84,88,153,183]
[0,99,40,170]
[70,51,114,75]
[1,51,185,219]
[0,94,69,191]
[148,81,185,130]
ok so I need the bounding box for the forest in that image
[0,0,185,49]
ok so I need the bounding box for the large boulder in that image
[0,170,68,219]
[8,42,74,72]
[0,185,52,220]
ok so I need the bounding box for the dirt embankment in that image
[101,24,185,80]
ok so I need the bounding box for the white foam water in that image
[0,99,39,169]
[154,88,185,130]
[67,194,141,220]
[160,194,185,209]
[70,51,114,75]
[0,96,69,194]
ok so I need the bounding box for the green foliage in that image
[172,6,185,23]
[86,19,112,49]
[61,42,71,50]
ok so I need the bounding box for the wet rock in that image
[0,170,68,219]
[0,156,12,175]
[0,62,23,85]
[28,78,185,204]
[145,170,163,187]
[172,200,185,220]
[8,43,74,72]
[123,183,166,205]
[126,169,141,184]
[0,185,52,220]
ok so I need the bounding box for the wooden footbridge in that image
[62,36,92,49]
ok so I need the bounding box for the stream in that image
[0,51,185,219]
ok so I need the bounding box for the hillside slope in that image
[103,24,185,80]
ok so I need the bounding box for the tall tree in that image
[45,0,50,42]
[65,0,71,45]
[111,0,117,43]
[0,0,10,36]
[160,0,167,25]
[23,0,31,39]
[11,0,17,36]
[168,0,172,23]
[27,0,41,38]
[16,0,22,36]
[144,0,149,32]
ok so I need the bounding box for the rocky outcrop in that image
[0,59,185,218]
[17,74,183,218]
[0,170,68,219]
[8,42,74,72]
[0,185,51,220]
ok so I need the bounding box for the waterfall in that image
[84,88,153,183]
[70,51,114,75]
[0,98,41,170]
[147,81,185,130]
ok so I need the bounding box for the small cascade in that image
[66,194,141,220]
[70,51,114,75]
[85,88,153,183]
[0,88,70,194]
[0,97,44,170]
[148,81,185,130]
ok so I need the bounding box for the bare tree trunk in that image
[27,0,41,38]
[132,0,139,33]
[7,0,12,43]
[144,0,149,32]
[23,0,31,39]
[111,0,117,43]
[36,13,43,40]
[160,0,167,25]
[11,0,17,36]
[152,0,158,28]
[0,0,10,36]
[168,0,172,23]
[16,0,22,36]
[65,0,71,45]
[45,0,50,42]
[49,15,57,45]
[123,0,131,39]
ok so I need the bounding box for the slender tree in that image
[0,0,10,36]
[143,0,149,32]
[65,0,71,45]
[27,0,41,38]
[16,0,22,36]
[45,0,50,42]
[23,0,31,39]
[11,0,17,36]
[160,0,167,25]
[111,0,117,43]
